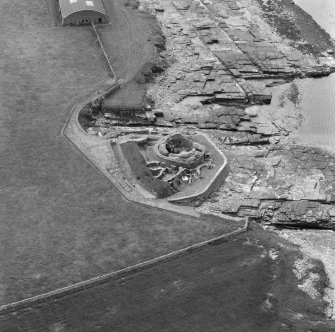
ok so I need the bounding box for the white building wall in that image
[62,10,107,25]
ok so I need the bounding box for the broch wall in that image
[154,133,206,168]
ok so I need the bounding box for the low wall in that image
[0,217,249,315]
[92,24,116,77]
[168,133,229,203]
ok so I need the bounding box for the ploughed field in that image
[0,0,234,305]
[1,226,334,331]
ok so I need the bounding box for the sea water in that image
[292,1,335,153]
[294,0,335,39]
[296,74,335,152]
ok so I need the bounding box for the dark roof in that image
[59,0,106,18]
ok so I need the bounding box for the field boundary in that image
[61,81,199,217]
[0,217,249,315]
[92,24,116,77]
[0,17,252,318]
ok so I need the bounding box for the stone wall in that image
[120,140,176,198]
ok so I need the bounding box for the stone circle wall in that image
[153,133,206,168]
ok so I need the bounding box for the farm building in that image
[58,0,107,26]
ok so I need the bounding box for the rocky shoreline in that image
[78,0,335,230]
[1,0,335,328]
[129,0,335,230]
[198,140,335,229]
[86,0,335,229]
[256,0,335,56]
[278,228,335,319]
[77,0,335,319]
[76,0,335,324]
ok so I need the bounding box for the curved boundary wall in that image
[0,17,247,318]
[66,80,230,216]
[0,80,250,317]
[0,217,249,315]
[168,133,230,203]
[4,74,246,320]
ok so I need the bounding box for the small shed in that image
[58,0,107,26]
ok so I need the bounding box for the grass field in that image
[1,225,334,331]
[99,0,164,108]
[99,0,160,80]
[0,0,238,305]
[0,0,334,330]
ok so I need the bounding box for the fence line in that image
[92,23,116,77]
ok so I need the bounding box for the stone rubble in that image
[198,138,335,228]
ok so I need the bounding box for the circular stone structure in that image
[153,133,206,168]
